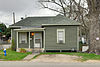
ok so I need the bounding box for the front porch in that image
[15,28,45,52]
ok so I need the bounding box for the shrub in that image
[20,48,26,53]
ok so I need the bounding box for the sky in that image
[0,0,58,27]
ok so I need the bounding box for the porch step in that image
[32,48,42,53]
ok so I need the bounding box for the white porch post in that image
[44,30,45,51]
[34,33,35,48]
[11,29,12,43]
[29,32,30,49]
[16,32,19,51]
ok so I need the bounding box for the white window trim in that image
[57,29,65,43]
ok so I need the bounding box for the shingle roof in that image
[10,14,80,27]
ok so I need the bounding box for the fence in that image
[0,39,11,45]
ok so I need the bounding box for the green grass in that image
[34,52,100,61]
[0,49,32,61]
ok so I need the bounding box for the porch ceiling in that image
[14,28,45,32]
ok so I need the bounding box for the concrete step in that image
[32,48,42,53]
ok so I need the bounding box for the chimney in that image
[13,12,15,24]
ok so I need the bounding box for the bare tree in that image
[39,0,100,54]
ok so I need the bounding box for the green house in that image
[10,14,80,52]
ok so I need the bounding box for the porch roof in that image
[14,28,45,32]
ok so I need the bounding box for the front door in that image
[34,33,42,48]
[30,32,42,48]
[34,38,41,48]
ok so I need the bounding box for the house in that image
[9,14,80,52]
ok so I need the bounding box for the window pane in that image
[57,29,65,43]
[58,31,63,41]
[19,32,27,43]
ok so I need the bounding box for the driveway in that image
[32,54,81,62]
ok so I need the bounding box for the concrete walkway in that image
[22,53,39,61]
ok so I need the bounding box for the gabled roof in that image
[10,14,80,27]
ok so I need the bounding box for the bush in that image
[11,39,16,51]
[20,48,26,53]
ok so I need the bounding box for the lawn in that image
[35,52,100,61]
[0,49,32,61]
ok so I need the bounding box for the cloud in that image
[0,0,58,27]
[0,0,37,12]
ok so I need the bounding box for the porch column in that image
[16,32,18,50]
[44,30,45,50]
[11,29,12,43]
[29,32,30,49]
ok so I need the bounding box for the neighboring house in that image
[9,14,80,52]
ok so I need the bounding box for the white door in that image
[34,33,42,48]
[34,43,40,48]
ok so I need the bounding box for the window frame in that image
[19,32,27,44]
[57,29,65,44]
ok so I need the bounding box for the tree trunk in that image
[86,0,100,54]
[89,13,100,54]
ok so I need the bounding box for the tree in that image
[39,0,89,36]
[86,0,100,54]
[39,0,100,54]
[0,23,11,40]
[0,23,7,33]
[5,28,11,39]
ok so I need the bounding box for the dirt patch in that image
[32,54,81,62]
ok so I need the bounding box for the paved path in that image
[23,53,39,61]
[0,61,100,67]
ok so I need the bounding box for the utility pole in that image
[13,12,15,24]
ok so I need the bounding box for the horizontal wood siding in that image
[12,29,17,48]
[45,26,78,50]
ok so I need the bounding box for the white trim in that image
[17,32,18,49]
[41,35,42,48]
[9,26,22,28]
[34,33,35,48]
[57,29,65,43]
[11,29,12,43]
[29,32,30,49]
[14,28,45,31]
[42,24,81,26]
[44,30,45,50]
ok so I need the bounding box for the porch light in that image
[31,33,34,36]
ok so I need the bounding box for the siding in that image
[12,29,17,48]
[45,26,78,50]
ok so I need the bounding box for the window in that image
[57,29,65,43]
[19,32,27,43]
